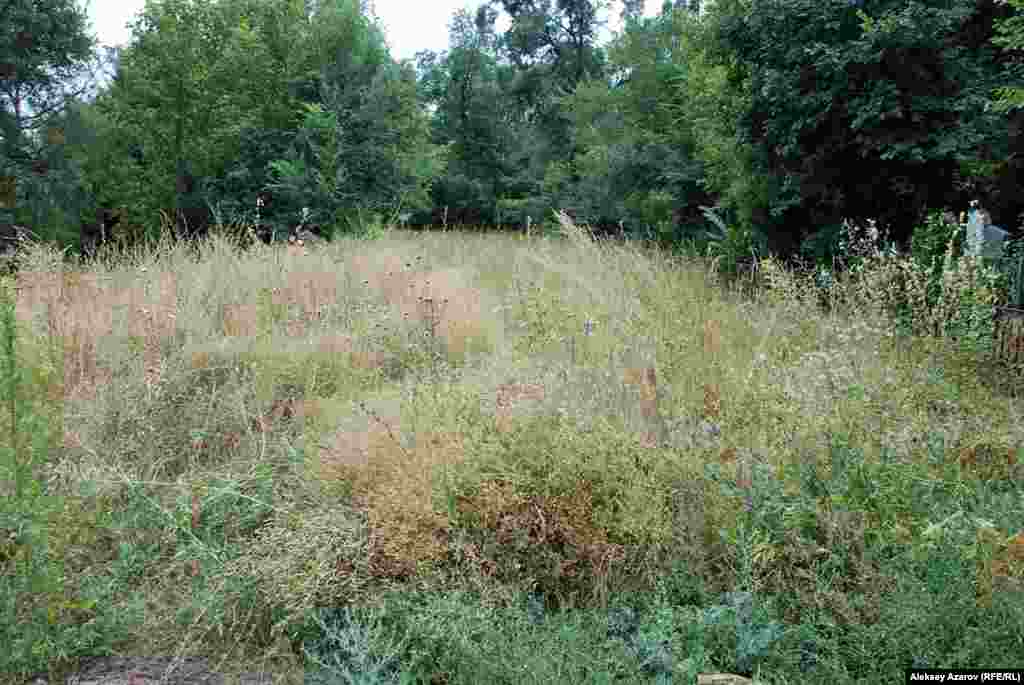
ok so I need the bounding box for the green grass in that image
[1,210,1023,684]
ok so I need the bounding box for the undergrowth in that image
[1,207,1023,685]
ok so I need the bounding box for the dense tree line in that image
[1,0,1022,283]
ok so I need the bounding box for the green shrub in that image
[698,205,769,293]
[909,210,969,316]
[835,209,1005,354]
[0,278,139,682]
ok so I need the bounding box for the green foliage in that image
[798,220,849,273]
[663,4,772,244]
[342,62,443,217]
[343,208,391,241]
[686,0,1015,259]
[0,280,137,681]
[266,104,329,218]
[625,190,675,235]
[264,1,441,232]
[700,591,785,676]
[0,0,98,253]
[558,7,712,237]
[901,210,1005,353]
[909,210,969,313]
[495,195,549,231]
[417,7,514,226]
[196,0,327,237]
[294,587,692,683]
[64,0,439,248]
[110,0,245,224]
[838,533,1024,676]
[205,123,296,240]
[8,154,88,250]
[465,0,608,224]
[210,1,298,128]
[496,0,608,109]
[0,0,95,171]
[300,604,409,684]
[697,204,769,289]
[995,232,1024,308]
[990,0,1024,113]
[1,96,94,250]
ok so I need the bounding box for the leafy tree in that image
[201,0,317,135]
[990,0,1024,113]
[56,88,171,253]
[662,0,774,262]
[497,0,609,158]
[697,0,1019,267]
[0,0,97,165]
[417,2,612,230]
[0,0,100,247]
[556,4,714,242]
[265,0,443,231]
[620,0,644,24]
[498,0,608,90]
[97,0,246,242]
[417,6,514,226]
[85,0,322,244]
[20,98,111,254]
[985,0,1024,241]
[203,0,335,237]
[342,61,445,220]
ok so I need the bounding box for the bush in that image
[832,210,1005,355]
[698,205,769,294]
[909,210,969,317]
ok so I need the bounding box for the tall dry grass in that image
[1,209,1022,684]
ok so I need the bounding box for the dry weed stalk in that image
[222,302,259,338]
[702,318,723,424]
[623,366,666,448]
[494,381,546,434]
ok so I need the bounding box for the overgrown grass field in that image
[2,212,1023,684]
